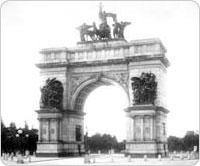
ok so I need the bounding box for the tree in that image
[183,133,199,151]
[24,121,29,130]
[87,133,122,153]
[7,122,18,153]
[1,120,38,154]
[1,120,8,153]
[87,133,102,152]
[167,136,184,152]
[115,140,126,152]
[168,133,199,152]
[9,122,17,129]
[27,128,38,154]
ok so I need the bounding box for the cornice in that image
[125,105,169,114]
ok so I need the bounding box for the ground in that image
[1,154,199,166]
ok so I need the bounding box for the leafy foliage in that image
[87,133,125,153]
[86,132,199,153]
[168,133,199,152]
[1,120,8,153]
[182,134,199,151]
[1,121,38,154]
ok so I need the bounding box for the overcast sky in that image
[1,1,199,141]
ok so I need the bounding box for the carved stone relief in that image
[71,75,90,95]
[72,73,129,93]
[105,73,129,92]
[51,128,55,134]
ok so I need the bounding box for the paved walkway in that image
[1,154,199,165]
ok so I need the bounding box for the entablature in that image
[36,38,169,69]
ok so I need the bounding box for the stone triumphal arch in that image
[36,4,170,157]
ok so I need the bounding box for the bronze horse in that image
[79,22,111,41]
[92,22,111,40]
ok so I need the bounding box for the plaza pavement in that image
[1,154,199,166]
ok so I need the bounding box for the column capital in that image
[38,117,44,121]
[140,115,145,118]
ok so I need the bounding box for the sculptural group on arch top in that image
[77,2,131,42]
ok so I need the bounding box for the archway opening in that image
[83,84,128,142]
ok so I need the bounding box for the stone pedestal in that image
[35,109,64,157]
[36,109,85,157]
[36,142,64,157]
[125,105,169,158]
[61,110,85,156]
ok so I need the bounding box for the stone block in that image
[16,154,24,164]
[126,105,168,157]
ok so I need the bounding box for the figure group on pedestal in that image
[40,78,63,110]
[77,3,131,42]
[131,72,157,105]
[112,21,131,39]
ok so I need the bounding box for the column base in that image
[36,152,64,157]
[36,152,84,157]
[125,141,168,158]
[36,142,64,157]
[36,141,85,157]
[124,153,158,158]
[125,105,169,158]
